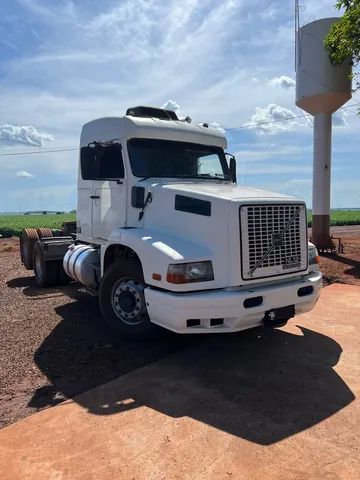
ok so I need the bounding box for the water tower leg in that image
[312,112,332,251]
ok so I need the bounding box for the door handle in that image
[90,195,100,199]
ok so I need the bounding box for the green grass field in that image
[0,213,76,238]
[0,210,359,238]
[307,210,360,227]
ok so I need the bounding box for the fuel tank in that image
[63,244,100,288]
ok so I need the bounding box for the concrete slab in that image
[0,284,359,479]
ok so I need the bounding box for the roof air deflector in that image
[126,106,179,121]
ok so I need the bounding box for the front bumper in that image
[144,271,322,334]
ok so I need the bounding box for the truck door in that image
[90,143,126,240]
[78,148,94,239]
[92,180,126,240]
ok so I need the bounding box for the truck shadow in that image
[7,276,78,299]
[28,292,355,445]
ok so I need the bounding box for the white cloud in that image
[161,99,225,134]
[196,120,226,134]
[259,7,281,21]
[234,144,311,162]
[209,121,226,135]
[10,183,76,211]
[2,39,18,51]
[256,178,312,203]
[0,124,53,147]
[333,110,348,127]
[1,0,359,210]
[16,170,34,178]
[161,100,180,113]
[246,104,299,134]
[243,164,312,175]
[268,75,295,89]
[301,0,345,23]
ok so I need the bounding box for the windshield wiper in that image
[137,174,230,182]
[138,176,155,182]
[193,174,230,181]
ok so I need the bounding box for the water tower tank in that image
[296,17,352,114]
[295,17,352,251]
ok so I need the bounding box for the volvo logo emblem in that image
[272,233,283,247]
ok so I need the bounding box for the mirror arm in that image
[231,159,237,184]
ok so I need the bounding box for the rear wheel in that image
[36,227,53,239]
[99,258,159,339]
[33,241,59,287]
[20,228,39,270]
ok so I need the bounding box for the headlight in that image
[308,243,320,265]
[167,261,214,284]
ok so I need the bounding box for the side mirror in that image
[229,156,237,184]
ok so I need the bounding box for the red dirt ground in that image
[0,227,359,429]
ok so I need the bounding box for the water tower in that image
[296,17,352,250]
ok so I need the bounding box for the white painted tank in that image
[63,244,100,288]
[296,17,352,114]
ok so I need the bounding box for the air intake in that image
[126,106,179,121]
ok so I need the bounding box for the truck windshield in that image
[127,138,230,180]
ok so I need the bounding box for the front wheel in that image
[99,259,160,339]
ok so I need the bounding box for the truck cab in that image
[23,106,322,338]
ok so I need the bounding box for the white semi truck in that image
[20,106,322,338]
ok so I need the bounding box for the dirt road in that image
[0,284,359,479]
[0,242,200,428]
[0,227,359,428]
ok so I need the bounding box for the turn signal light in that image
[308,244,320,265]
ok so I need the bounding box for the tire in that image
[36,228,53,239]
[20,228,39,270]
[33,241,59,287]
[99,258,159,339]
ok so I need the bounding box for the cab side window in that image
[81,143,124,180]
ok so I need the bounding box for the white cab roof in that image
[81,115,227,149]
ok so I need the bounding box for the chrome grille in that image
[240,204,307,280]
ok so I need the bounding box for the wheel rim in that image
[111,278,146,326]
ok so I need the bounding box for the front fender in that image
[105,228,214,292]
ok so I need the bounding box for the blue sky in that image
[0,0,359,212]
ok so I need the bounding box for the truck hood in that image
[158,182,294,202]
